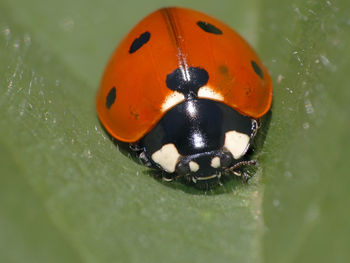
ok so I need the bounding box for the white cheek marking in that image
[189,161,200,172]
[161,91,185,112]
[224,131,250,159]
[211,157,221,168]
[151,144,180,173]
[198,86,224,101]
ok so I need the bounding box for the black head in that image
[141,99,256,182]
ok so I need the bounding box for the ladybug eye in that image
[129,31,151,54]
[106,87,116,109]
[220,151,232,168]
[197,21,222,35]
[176,161,191,175]
[251,60,264,80]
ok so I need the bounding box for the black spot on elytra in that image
[197,21,222,35]
[166,67,209,98]
[251,60,264,79]
[106,87,116,109]
[129,31,151,54]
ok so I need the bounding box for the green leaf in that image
[260,0,350,262]
[1,1,349,263]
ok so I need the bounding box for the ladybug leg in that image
[138,151,152,167]
[231,170,249,184]
[242,172,250,184]
[162,172,185,182]
[217,175,223,186]
[128,143,153,167]
[251,119,259,138]
[224,160,258,183]
[129,143,143,152]
[227,159,258,171]
[162,174,174,182]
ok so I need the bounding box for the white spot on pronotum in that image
[151,144,181,173]
[189,161,199,172]
[224,131,250,159]
[211,157,221,168]
[198,86,223,101]
[161,91,185,112]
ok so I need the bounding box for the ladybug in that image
[96,7,272,185]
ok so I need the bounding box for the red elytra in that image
[96,7,272,143]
